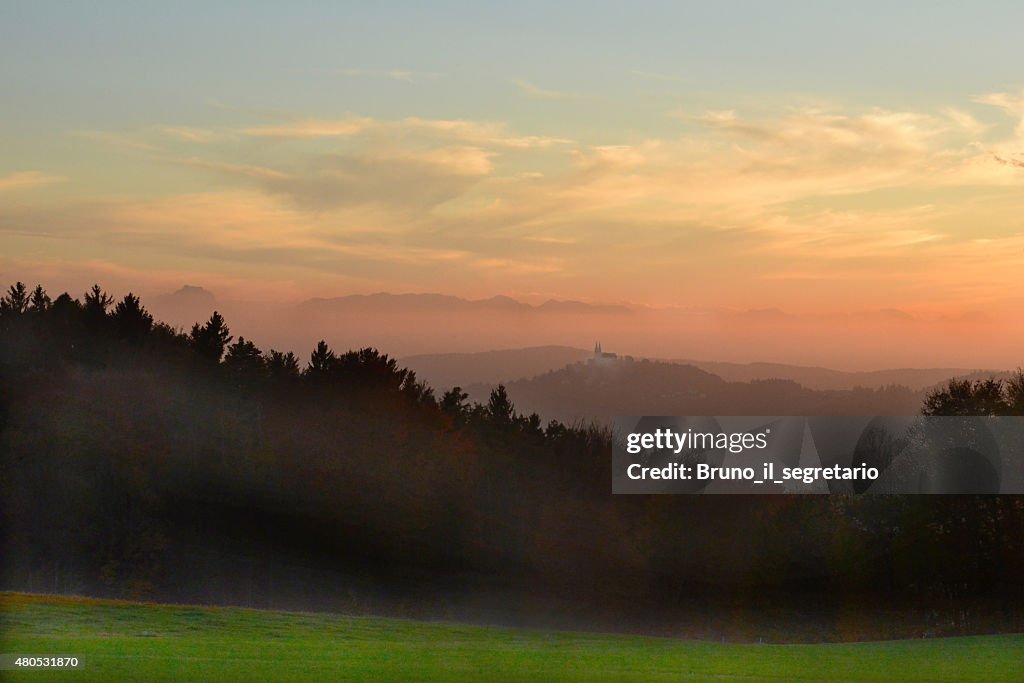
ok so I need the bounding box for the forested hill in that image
[466,359,925,426]
[0,283,624,623]
[1,282,1023,641]
[401,345,592,390]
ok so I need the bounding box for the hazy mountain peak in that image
[167,284,216,302]
[148,285,219,328]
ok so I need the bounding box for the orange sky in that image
[3,4,1024,368]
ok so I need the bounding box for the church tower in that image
[591,341,617,365]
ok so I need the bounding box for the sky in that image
[2,2,1024,354]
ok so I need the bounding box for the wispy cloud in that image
[0,171,65,192]
[993,154,1024,169]
[166,157,290,181]
[151,125,218,143]
[238,115,571,148]
[339,67,445,83]
[165,146,491,212]
[973,90,1024,114]
[692,107,951,154]
[12,93,1024,318]
[240,117,375,139]
[398,118,573,148]
[942,108,987,135]
[512,79,584,101]
[72,130,158,151]
[974,90,1024,138]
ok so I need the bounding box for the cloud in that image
[973,91,1024,114]
[265,153,488,211]
[399,118,573,148]
[942,108,987,135]
[694,107,950,155]
[240,117,375,139]
[0,171,65,192]
[151,126,218,143]
[993,154,1024,169]
[167,157,290,181]
[974,90,1024,138]
[12,93,1024,318]
[0,190,528,294]
[339,67,445,82]
[230,103,1018,252]
[170,147,492,212]
[70,127,221,152]
[238,115,571,148]
[512,79,584,101]
[72,130,158,151]
[409,146,494,175]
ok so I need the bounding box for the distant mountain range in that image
[148,288,632,328]
[144,287,639,358]
[403,345,1000,393]
[141,285,1015,377]
[299,293,633,315]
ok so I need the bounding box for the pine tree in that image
[189,311,232,363]
[306,339,336,377]
[28,285,51,312]
[112,293,154,343]
[0,281,29,318]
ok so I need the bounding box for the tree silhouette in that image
[399,368,434,406]
[441,386,470,421]
[29,285,51,313]
[224,337,265,375]
[112,293,154,343]
[486,384,515,426]
[922,376,1020,416]
[83,284,114,323]
[265,349,301,380]
[335,347,408,393]
[189,311,232,363]
[0,281,29,318]
[306,339,336,377]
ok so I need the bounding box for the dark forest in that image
[2,282,1022,642]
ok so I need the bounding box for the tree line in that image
[922,373,1024,416]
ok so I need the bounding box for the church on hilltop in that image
[591,341,618,365]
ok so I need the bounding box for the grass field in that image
[1,593,1021,682]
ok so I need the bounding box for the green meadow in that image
[1,593,1020,682]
